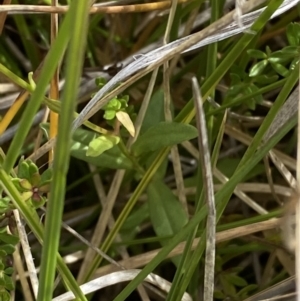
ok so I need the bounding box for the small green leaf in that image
[0,245,15,255]
[247,49,267,59]
[220,275,236,296]
[0,250,7,257]
[71,141,132,169]
[38,184,50,193]
[30,172,41,187]
[282,46,299,56]
[132,122,198,156]
[103,98,121,111]
[28,161,39,178]
[95,77,107,88]
[147,180,188,265]
[4,268,14,276]
[291,57,300,70]
[119,95,129,108]
[0,198,11,214]
[225,274,248,287]
[0,289,10,301]
[0,233,19,245]
[86,135,120,157]
[270,62,290,77]
[237,284,258,297]
[286,23,300,46]
[227,84,243,97]
[141,89,165,133]
[19,179,32,190]
[40,168,53,186]
[253,74,278,85]
[21,191,33,202]
[249,60,268,77]
[18,160,30,180]
[3,274,14,290]
[72,127,97,146]
[214,290,226,299]
[103,109,116,120]
[269,50,294,63]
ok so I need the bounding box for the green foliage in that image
[225,22,300,111]
[0,220,19,299]
[96,77,135,124]
[140,89,166,133]
[247,23,300,78]
[132,122,198,156]
[214,255,258,300]
[13,159,52,207]
[225,65,265,110]
[147,180,188,266]
[71,128,133,169]
[86,135,120,157]
[0,159,53,300]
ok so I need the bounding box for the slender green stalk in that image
[0,63,31,90]
[37,2,89,301]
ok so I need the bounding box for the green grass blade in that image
[37,2,90,301]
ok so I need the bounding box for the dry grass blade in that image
[214,168,268,214]
[243,276,295,301]
[269,150,297,189]
[52,270,192,301]
[1,0,190,15]
[13,210,39,299]
[95,218,282,276]
[225,124,297,171]
[13,246,34,301]
[263,86,299,143]
[192,77,216,301]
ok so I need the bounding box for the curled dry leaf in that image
[116,111,135,137]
